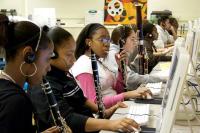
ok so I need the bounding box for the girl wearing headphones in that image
[0,15,59,133]
[30,26,140,133]
[143,22,172,72]
[71,23,152,109]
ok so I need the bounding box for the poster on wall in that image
[104,0,147,25]
[85,10,104,25]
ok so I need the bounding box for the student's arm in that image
[85,117,139,132]
[113,70,125,94]
[42,126,60,133]
[113,50,129,93]
[50,80,89,133]
[84,99,98,113]
[58,99,139,133]
[3,95,34,133]
[156,48,166,52]
[84,99,127,118]
[153,51,165,56]
[164,43,174,48]
[76,73,124,108]
[52,83,138,132]
[153,46,172,56]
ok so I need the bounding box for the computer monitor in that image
[185,28,200,75]
[185,30,195,56]
[191,30,200,68]
[156,46,190,133]
[188,20,193,31]
[174,37,185,47]
[193,19,199,30]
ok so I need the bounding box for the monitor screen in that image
[167,55,178,89]
[185,30,195,56]
[191,30,200,66]
[157,47,190,133]
[162,49,178,111]
[174,37,185,47]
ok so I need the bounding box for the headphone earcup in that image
[24,52,35,64]
[51,51,59,59]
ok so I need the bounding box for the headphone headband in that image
[35,27,42,52]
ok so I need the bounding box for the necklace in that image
[0,70,16,83]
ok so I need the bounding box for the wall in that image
[1,0,199,21]
[1,0,200,38]
[148,0,200,21]
[0,0,25,16]
[26,0,103,19]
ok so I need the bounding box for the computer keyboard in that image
[127,104,150,125]
[146,82,162,95]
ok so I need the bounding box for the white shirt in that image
[155,25,174,48]
[101,43,119,76]
[70,55,117,96]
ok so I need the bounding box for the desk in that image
[100,101,200,133]
[100,61,200,133]
[150,61,171,79]
[100,101,160,133]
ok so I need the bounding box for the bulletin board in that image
[104,0,147,25]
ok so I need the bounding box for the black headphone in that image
[51,50,68,69]
[24,52,36,64]
[51,51,59,59]
[119,25,126,40]
[148,33,153,37]
[24,27,42,64]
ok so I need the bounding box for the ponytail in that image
[0,15,51,61]
[0,14,9,48]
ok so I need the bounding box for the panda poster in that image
[104,0,147,24]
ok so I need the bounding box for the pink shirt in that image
[77,73,124,108]
[70,55,125,108]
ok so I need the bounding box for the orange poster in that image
[104,0,147,24]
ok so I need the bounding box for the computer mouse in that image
[146,93,153,99]
[118,126,141,133]
[131,126,141,133]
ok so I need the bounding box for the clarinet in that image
[144,48,149,74]
[119,31,127,87]
[135,3,146,75]
[41,78,72,133]
[91,50,106,119]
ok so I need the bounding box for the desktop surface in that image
[100,101,160,133]
[150,61,171,79]
[100,60,200,133]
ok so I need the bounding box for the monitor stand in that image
[176,112,195,121]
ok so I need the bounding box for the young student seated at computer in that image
[30,27,140,133]
[168,17,179,37]
[71,23,152,109]
[0,15,59,133]
[102,25,166,90]
[154,16,177,48]
[143,22,172,72]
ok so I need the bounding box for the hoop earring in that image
[88,42,91,47]
[20,61,38,77]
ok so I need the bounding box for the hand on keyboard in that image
[105,102,128,118]
[135,87,153,99]
[109,117,140,133]
[123,87,153,100]
[146,93,153,99]
[146,82,162,96]
[127,104,150,125]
